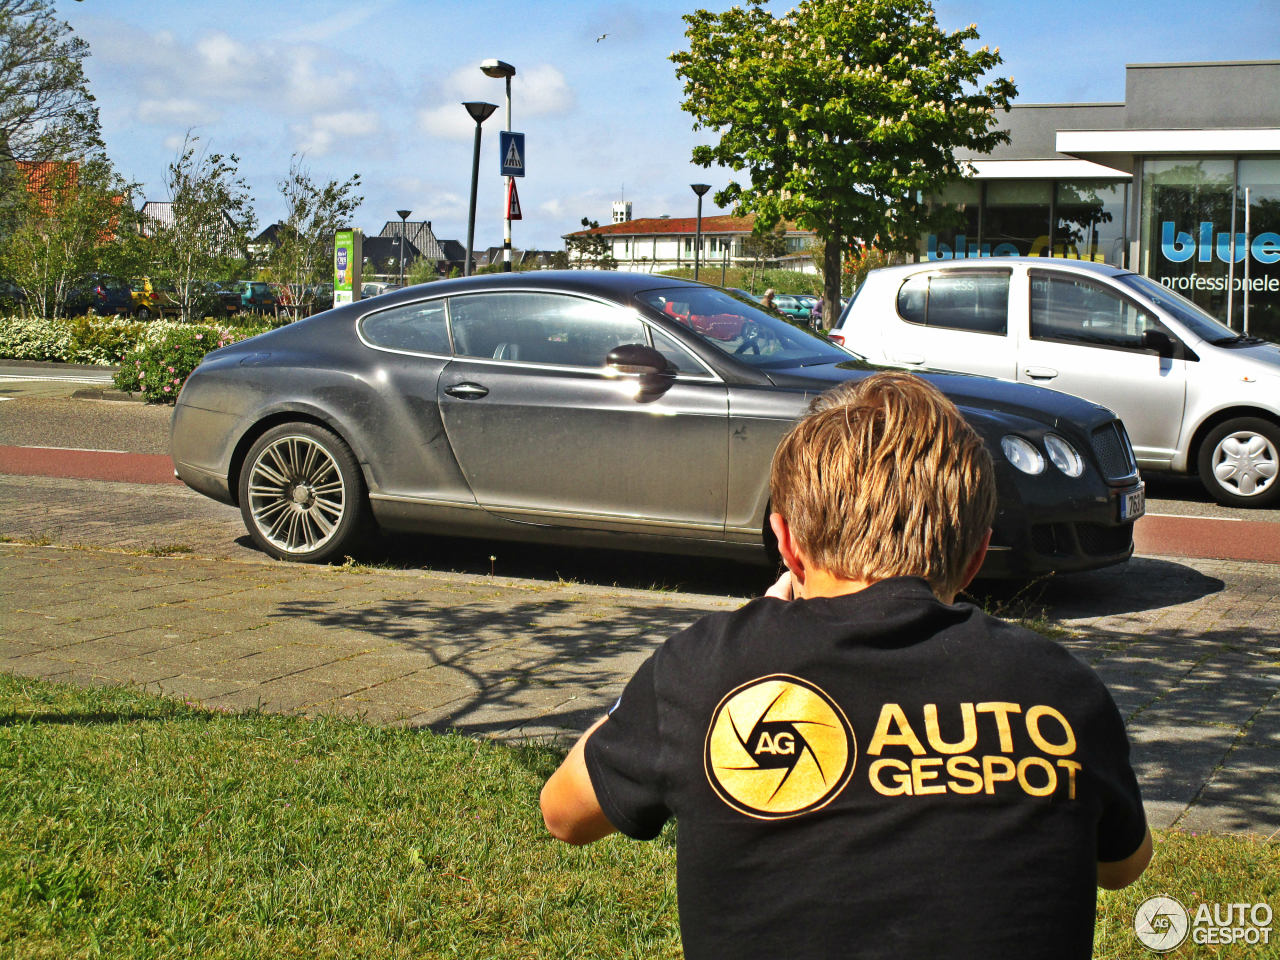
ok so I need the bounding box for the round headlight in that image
[1044,434,1084,478]
[1001,435,1045,475]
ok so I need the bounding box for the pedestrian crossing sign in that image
[500,131,525,177]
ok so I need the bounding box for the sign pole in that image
[503,75,512,272]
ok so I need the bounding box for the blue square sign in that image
[500,131,525,177]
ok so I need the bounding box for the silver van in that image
[830,258,1280,508]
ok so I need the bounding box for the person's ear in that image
[769,512,807,585]
[958,528,993,594]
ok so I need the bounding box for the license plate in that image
[1120,484,1146,521]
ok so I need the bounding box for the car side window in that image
[1030,273,1162,351]
[360,300,450,354]
[449,292,647,368]
[649,326,715,378]
[896,272,1009,334]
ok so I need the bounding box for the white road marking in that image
[1146,512,1245,522]
[0,373,113,384]
[9,445,129,454]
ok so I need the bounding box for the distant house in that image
[437,239,469,275]
[362,234,421,281]
[139,200,240,254]
[15,160,78,214]
[563,209,817,272]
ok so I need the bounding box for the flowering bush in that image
[113,324,238,402]
[0,314,75,361]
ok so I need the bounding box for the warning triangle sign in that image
[506,180,523,220]
[504,138,523,171]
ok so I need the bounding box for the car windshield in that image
[1115,273,1241,343]
[636,286,850,369]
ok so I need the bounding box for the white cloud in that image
[138,98,218,126]
[418,103,478,141]
[539,198,565,218]
[282,48,365,113]
[292,111,382,156]
[417,62,573,140]
[517,65,574,116]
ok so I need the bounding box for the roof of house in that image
[379,220,444,260]
[438,239,468,262]
[564,215,810,239]
[362,235,422,264]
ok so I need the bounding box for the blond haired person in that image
[543,372,1151,960]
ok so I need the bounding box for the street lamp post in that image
[396,208,411,287]
[481,59,517,272]
[462,101,497,277]
[691,183,711,282]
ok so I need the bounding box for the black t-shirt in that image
[584,577,1147,960]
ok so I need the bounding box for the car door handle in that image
[444,382,489,399]
[890,353,926,365]
[1024,366,1058,380]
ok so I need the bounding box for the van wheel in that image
[1197,418,1280,508]
[238,423,370,562]
[134,306,152,321]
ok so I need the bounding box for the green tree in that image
[0,0,102,224]
[672,0,1015,314]
[265,157,362,319]
[742,223,788,293]
[148,134,255,322]
[565,217,617,270]
[0,157,141,318]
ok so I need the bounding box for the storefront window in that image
[1234,158,1280,342]
[924,180,981,260]
[983,181,1052,257]
[1055,181,1127,265]
[1140,158,1235,320]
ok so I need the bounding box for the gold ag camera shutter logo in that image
[704,674,856,819]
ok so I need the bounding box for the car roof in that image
[869,257,1132,280]
[368,270,714,307]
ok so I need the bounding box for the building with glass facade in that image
[929,60,1280,341]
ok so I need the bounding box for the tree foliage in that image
[265,156,362,319]
[0,0,99,165]
[672,0,1015,311]
[565,218,617,270]
[0,157,141,318]
[149,135,255,323]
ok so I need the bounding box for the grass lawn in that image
[1,673,1275,959]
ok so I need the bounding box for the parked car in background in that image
[773,293,818,321]
[361,282,401,300]
[129,278,179,320]
[66,275,132,317]
[829,258,1280,507]
[308,283,334,313]
[172,272,1144,575]
[235,281,277,314]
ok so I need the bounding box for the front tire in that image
[1197,417,1280,508]
[238,423,370,562]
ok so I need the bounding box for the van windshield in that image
[1116,274,1239,343]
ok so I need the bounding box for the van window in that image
[1030,273,1161,351]
[896,272,1010,334]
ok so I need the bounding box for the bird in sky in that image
[596,33,607,42]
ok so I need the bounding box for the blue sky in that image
[64,0,1279,251]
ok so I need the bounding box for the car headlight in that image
[1044,434,1084,478]
[1001,435,1045,475]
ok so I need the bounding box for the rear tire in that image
[1196,417,1280,508]
[238,422,371,562]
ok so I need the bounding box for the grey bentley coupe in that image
[171,271,1145,575]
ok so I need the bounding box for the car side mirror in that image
[1142,329,1176,358]
[607,343,675,377]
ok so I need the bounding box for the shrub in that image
[114,324,240,402]
[0,314,75,362]
[67,315,148,365]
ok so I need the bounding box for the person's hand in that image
[765,569,794,600]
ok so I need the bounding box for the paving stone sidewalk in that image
[1,474,1278,837]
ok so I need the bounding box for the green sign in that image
[335,229,355,293]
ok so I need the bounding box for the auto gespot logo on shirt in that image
[704,674,857,819]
